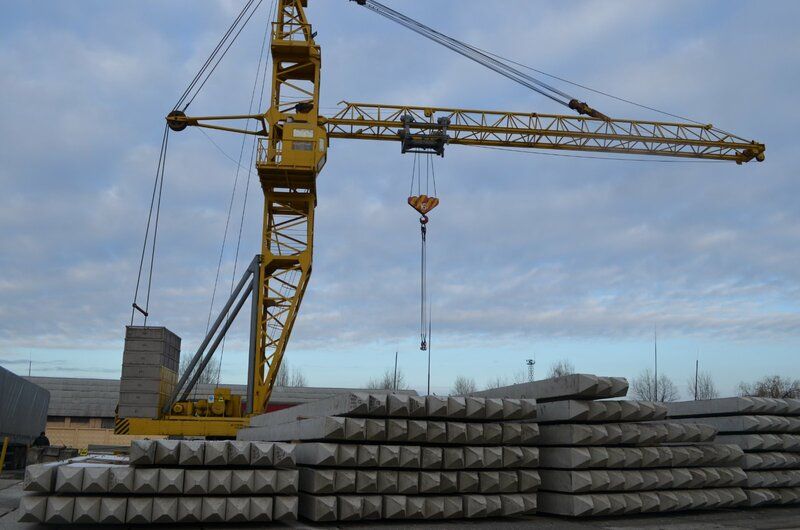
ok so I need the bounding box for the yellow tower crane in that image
[117,0,764,437]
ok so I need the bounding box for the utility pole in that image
[654,325,658,401]
[393,351,398,391]
[28,351,32,377]
[526,358,535,382]
[694,357,699,400]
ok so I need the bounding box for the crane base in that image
[115,416,249,438]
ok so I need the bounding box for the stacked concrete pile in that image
[667,397,800,507]
[238,392,540,522]
[18,440,298,524]
[474,374,748,516]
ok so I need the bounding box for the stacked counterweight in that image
[666,397,800,507]
[238,392,540,521]
[475,374,748,516]
[18,440,299,524]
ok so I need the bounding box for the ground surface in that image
[1,479,799,529]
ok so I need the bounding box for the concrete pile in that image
[666,397,800,507]
[238,392,540,522]
[475,374,748,516]
[18,440,298,524]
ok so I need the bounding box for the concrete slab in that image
[274,494,299,521]
[81,466,110,493]
[335,469,356,493]
[177,496,202,523]
[406,495,425,519]
[69,496,100,524]
[536,399,666,423]
[443,447,464,469]
[447,396,467,418]
[250,440,275,466]
[383,495,406,519]
[207,469,232,495]
[18,495,48,523]
[379,444,400,467]
[227,440,252,465]
[466,423,484,444]
[521,446,539,468]
[666,397,797,418]
[458,471,480,493]
[401,445,422,468]
[378,470,399,494]
[465,397,486,419]
[203,440,229,465]
[485,398,504,420]
[355,470,378,493]
[502,422,522,444]
[487,495,503,517]
[274,442,296,467]
[249,393,369,427]
[157,467,184,494]
[201,496,226,523]
[440,471,458,493]
[519,469,541,492]
[483,422,504,444]
[230,469,255,494]
[129,439,156,465]
[427,395,448,417]
[99,496,127,524]
[23,464,57,493]
[299,494,337,522]
[225,496,250,523]
[183,469,208,495]
[300,468,334,494]
[422,446,443,469]
[398,471,419,494]
[387,393,410,416]
[126,497,153,524]
[386,418,408,442]
[151,496,179,524]
[443,496,464,518]
[344,417,367,441]
[248,496,274,522]
[338,444,358,467]
[423,495,445,519]
[295,442,336,466]
[108,466,135,494]
[427,421,447,444]
[464,446,483,469]
[154,439,181,465]
[337,495,363,521]
[464,494,487,518]
[132,467,158,494]
[407,419,427,443]
[484,446,503,469]
[419,471,441,494]
[362,494,382,519]
[472,373,628,402]
[277,469,299,494]
[447,422,468,444]
[55,465,83,493]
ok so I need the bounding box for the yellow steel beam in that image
[324,102,766,163]
[115,417,249,437]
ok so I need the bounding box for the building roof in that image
[24,376,417,418]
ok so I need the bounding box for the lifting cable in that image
[408,153,439,351]
[130,124,170,325]
[174,0,265,113]
[214,0,277,387]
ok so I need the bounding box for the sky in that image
[0,0,798,399]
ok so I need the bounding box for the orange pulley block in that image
[408,194,439,219]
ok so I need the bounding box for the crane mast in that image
[120,0,764,437]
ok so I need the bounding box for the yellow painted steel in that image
[0,436,8,472]
[115,416,248,437]
[129,0,766,438]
